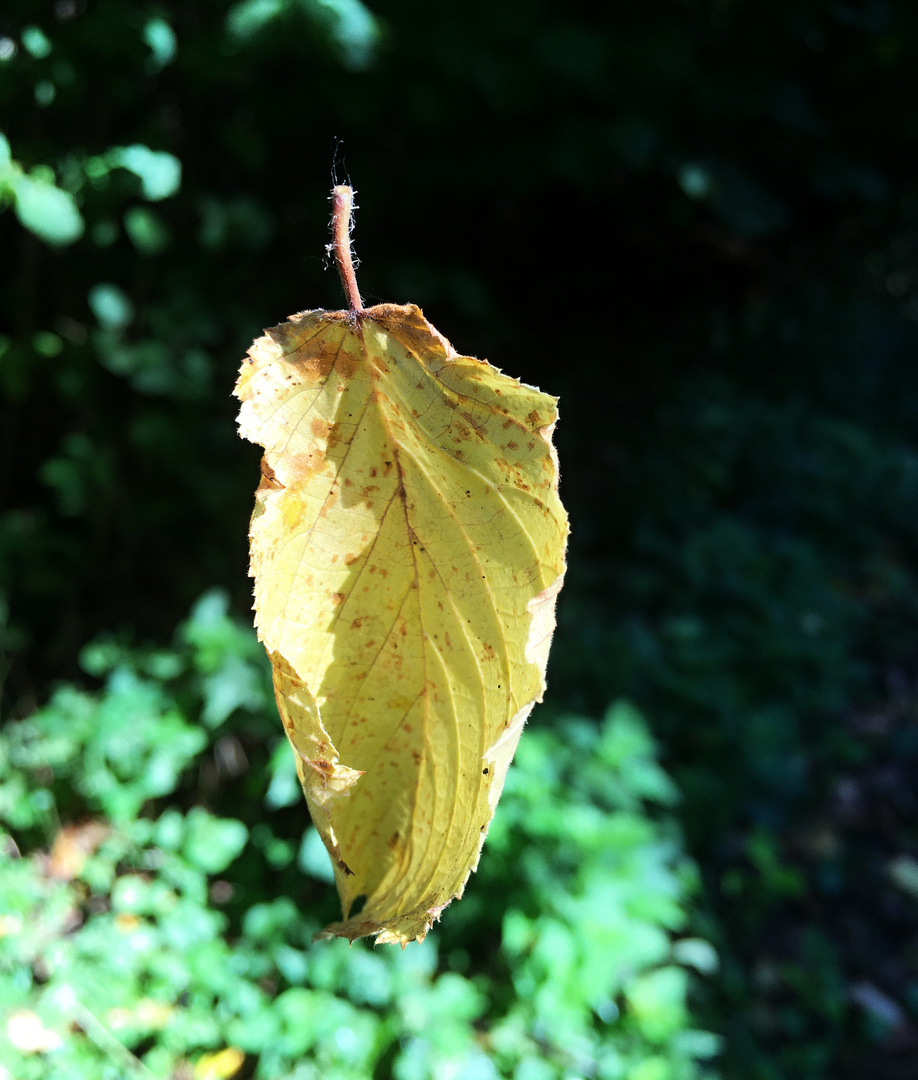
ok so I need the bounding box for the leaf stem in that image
[332,185,363,313]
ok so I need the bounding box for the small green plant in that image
[0,591,719,1079]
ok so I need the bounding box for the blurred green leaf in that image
[143,17,176,69]
[124,205,171,254]
[181,809,247,874]
[87,283,133,329]
[626,966,689,1043]
[108,145,181,201]
[21,26,52,59]
[10,172,83,244]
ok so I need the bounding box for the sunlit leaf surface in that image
[236,303,567,943]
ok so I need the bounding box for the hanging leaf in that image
[235,187,568,944]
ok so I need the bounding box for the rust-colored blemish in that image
[481,643,495,661]
[344,553,359,566]
[334,349,358,380]
[258,458,284,489]
[506,440,518,451]
[288,337,338,380]
[351,617,363,630]
[331,591,345,605]
[311,417,331,440]
[387,832,400,851]
[283,448,326,478]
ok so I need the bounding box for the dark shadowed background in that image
[2,2,918,1078]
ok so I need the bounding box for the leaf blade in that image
[236,303,567,943]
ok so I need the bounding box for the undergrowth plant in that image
[0,591,719,1080]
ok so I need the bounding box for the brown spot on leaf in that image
[258,458,284,489]
[334,349,358,380]
[282,448,326,480]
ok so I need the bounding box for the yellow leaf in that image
[195,1047,246,1080]
[235,191,568,944]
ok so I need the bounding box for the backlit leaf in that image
[235,211,567,944]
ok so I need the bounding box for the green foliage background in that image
[2,2,918,1078]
